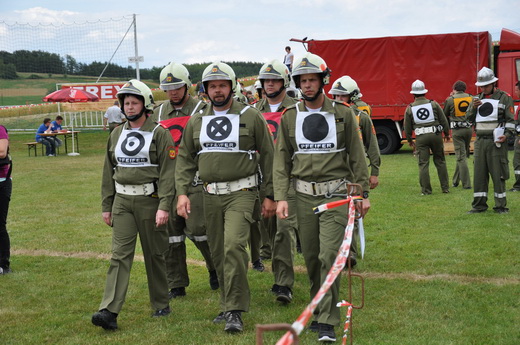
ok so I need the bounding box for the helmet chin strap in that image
[124,109,146,122]
[170,87,188,106]
[265,87,285,99]
[301,86,323,102]
[209,92,233,108]
[261,80,285,99]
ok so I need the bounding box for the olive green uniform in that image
[175,100,274,313]
[465,88,515,211]
[443,92,473,189]
[353,106,380,179]
[99,116,175,314]
[255,95,298,290]
[404,96,450,194]
[353,98,372,117]
[151,97,216,290]
[274,98,369,326]
[350,105,380,260]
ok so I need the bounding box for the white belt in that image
[450,121,471,129]
[414,126,436,135]
[294,178,345,196]
[475,122,498,130]
[204,174,258,195]
[115,182,156,196]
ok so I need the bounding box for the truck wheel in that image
[376,126,400,154]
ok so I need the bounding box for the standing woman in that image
[0,125,12,275]
[92,80,176,330]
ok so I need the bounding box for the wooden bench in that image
[25,142,41,157]
[24,141,60,156]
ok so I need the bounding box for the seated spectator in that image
[36,118,57,156]
[50,116,64,147]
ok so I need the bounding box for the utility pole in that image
[133,14,141,80]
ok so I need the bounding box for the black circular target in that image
[207,116,232,141]
[416,107,430,120]
[458,100,470,113]
[303,113,329,142]
[167,124,184,146]
[478,102,493,117]
[267,120,279,140]
[121,132,145,156]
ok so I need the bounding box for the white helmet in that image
[202,62,237,90]
[329,76,360,98]
[258,60,291,89]
[202,62,237,106]
[254,80,262,90]
[159,62,191,91]
[410,80,428,94]
[117,79,154,112]
[292,52,330,88]
[475,67,498,86]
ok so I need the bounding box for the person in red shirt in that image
[0,125,12,275]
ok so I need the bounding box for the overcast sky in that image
[1,0,520,72]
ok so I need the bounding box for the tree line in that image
[0,50,262,82]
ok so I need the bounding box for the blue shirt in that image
[51,121,63,131]
[36,123,49,141]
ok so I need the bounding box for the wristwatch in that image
[362,191,369,199]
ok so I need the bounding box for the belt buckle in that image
[211,182,231,195]
[310,181,318,196]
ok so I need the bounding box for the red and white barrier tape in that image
[337,300,353,345]
[275,196,357,345]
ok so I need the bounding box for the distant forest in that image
[0,50,262,82]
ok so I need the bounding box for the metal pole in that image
[133,14,140,80]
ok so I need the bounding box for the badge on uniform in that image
[168,145,177,159]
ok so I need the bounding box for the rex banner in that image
[263,112,282,143]
[61,83,126,100]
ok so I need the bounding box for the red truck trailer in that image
[291,29,520,154]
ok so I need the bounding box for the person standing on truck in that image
[466,68,515,214]
[283,46,294,72]
[404,80,450,195]
[509,81,520,192]
[274,52,370,342]
[443,80,473,190]
[150,62,219,299]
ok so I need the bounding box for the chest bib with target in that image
[199,114,240,153]
[453,96,472,117]
[476,99,499,122]
[115,126,159,167]
[295,110,338,154]
[412,103,435,124]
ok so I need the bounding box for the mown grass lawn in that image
[1,130,518,345]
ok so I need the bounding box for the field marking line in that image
[12,249,519,286]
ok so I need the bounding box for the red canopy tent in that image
[43,88,99,102]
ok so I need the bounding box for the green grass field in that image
[0,130,519,345]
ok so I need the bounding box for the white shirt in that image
[284,52,294,65]
[104,105,125,123]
